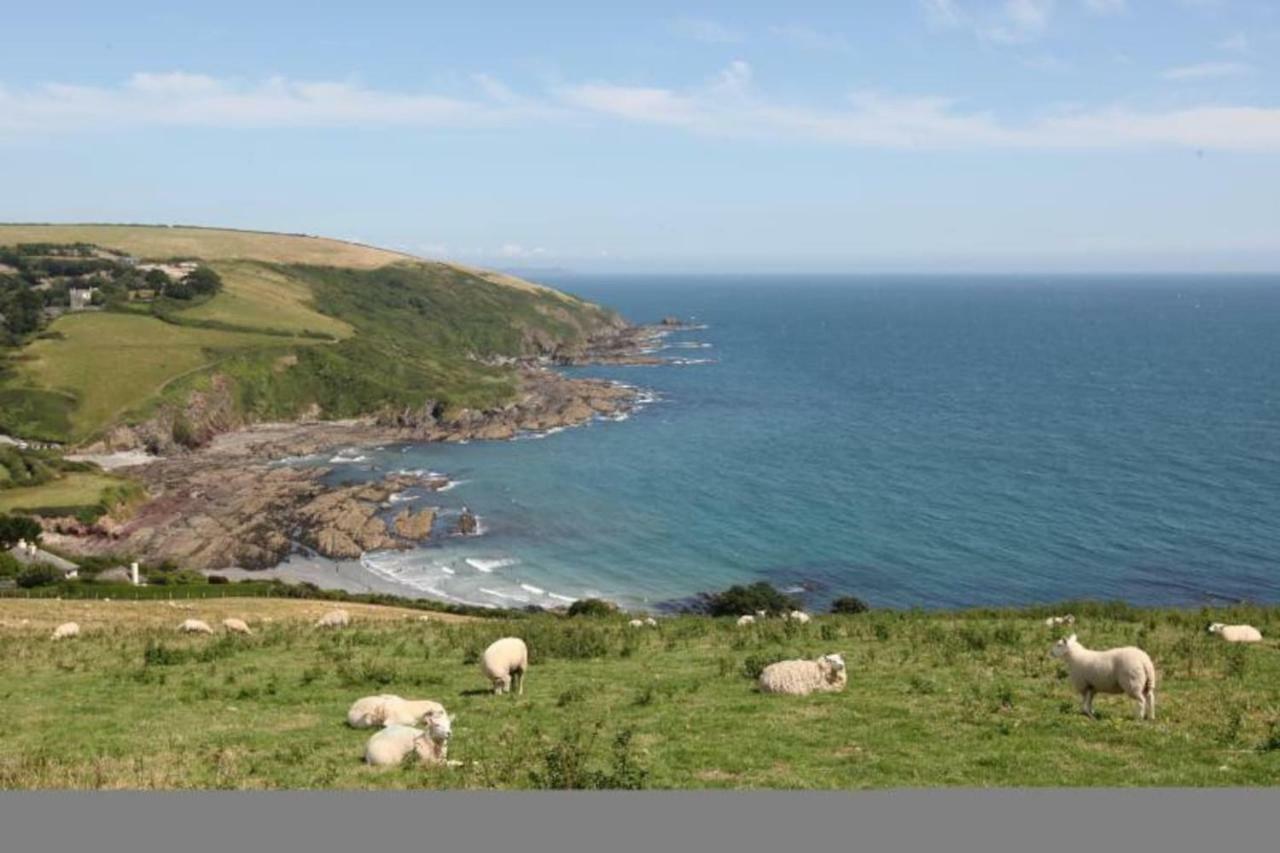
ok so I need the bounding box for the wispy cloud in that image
[1160,61,1251,80]
[922,0,1057,43]
[1216,33,1249,54]
[768,24,850,52]
[669,16,742,44]
[4,65,1280,152]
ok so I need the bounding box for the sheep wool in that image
[481,637,528,695]
[222,618,252,635]
[644,617,658,627]
[736,615,755,627]
[1050,634,1156,720]
[758,654,848,696]
[315,609,351,629]
[1208,623,1263,643]
[381,698,448,727]
[786,611,812,624]
[364,715,452,767]
[347,694,405,728]
[177,619,213,635]
[1044,615,1076,627]
[51,622,80,641]
[628,619,645,628]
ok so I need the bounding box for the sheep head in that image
[819,654,846,683]
[424,710,453,744]
[1207,622,1225,634]
[1049,634,1078,658]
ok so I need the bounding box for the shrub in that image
[830,596,870,615]
[702,582,798,618]
[528,721,647,790]
[207,574,229,585]
[0,551,22,578]
[741,654,770,681]
[16,563,61,588]
[566,598,617,618]
[0,513,43,549]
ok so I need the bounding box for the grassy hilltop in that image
[0,598,1278,789]
[0,224,620,446]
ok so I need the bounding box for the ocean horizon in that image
[291,274,1280,612]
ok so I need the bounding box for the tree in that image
[830,596,870,615]
[144,268,171,289]
[183,266,223,296]
[0,513,43,549]
[702,582,799,617]
[566,598,617,617]
[163,280,194,300]
[16,563,61,588]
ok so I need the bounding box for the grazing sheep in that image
[315,609,351,629]
[1207,623,1263,643]
[222,618,252,635]
[736,615,755,627]
[644,617,658,627]
[758,654,847,696]
[785,610,812,624]
[755,610,767,618]
[1049,634,1156,720]
[628,619,645,628]
[364,712,453,767]
[51,622,80,641]
[481,637,528,695]
[1044,615,1076,627]
[347,694,405,728]
[177,619,214,635]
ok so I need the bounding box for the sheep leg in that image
[514,669,524,695]
[1081,688,1096,719]
[1145,689,1156,721]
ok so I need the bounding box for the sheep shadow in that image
[458,688,493,697]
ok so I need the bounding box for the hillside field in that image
[1,599,1278,789]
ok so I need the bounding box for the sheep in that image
[364,712,453,767]
[758,653,847,696]
[1207,623,1263,643]
[755,610,767,618]
[51,622,80,641]
[222,618,252,635]
[382,698,448,727]
[644,617,658,627]
[177,619,214,635]
[1044,614,1076,627]
[315,609,351,629]
[784,610,812,624]
[1049,634,1156,720]
[347,694,405,728]
[481,637,528,695]
[628,619,645,628]
[736,615,755,627]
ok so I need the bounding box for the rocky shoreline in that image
[41,320,678,572]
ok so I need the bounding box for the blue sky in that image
[2,1,1278,272]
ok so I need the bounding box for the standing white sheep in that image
[481,637,528,695]
[1207,623,1263,643]
[628,619,645,628]
[315,609,351,629]
[785,610,812,624]
[644,617,658,627]
[758,654,847,696]
[222,618,252,635]
[177,619,213,634]
[364,712,453,767]
[1049,634,1156,720]
[736,615,755,627]
[51,622,80,640]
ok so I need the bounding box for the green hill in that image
[0,224,621,445]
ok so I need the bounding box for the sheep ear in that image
[1067,633,1077,643]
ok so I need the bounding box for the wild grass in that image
[1,599,1277,789]
[177,261,353,340]
[0,472,125,514]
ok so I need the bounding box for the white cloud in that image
[670,17,742,44]
[1216,33,1250,54]
[4,65,1280,152]
[768,24,850,52]
[979,0,1056,44]
[1161,61,1251,80]
[497,243,549,259]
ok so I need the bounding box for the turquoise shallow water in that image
[307,275,1280,611]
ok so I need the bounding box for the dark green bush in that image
[566,598,617,618]
[703,582,798,618]
[830,596,870,615]
[16,563,61,588]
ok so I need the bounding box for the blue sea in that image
[312,275,1280,612]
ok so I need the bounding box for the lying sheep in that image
[1207,623,1263,643]
[347,694,405,729]
[1050,634,1156,720]
[364,712,453,767]
[222,618,252,635]
[51,622,80,641]
[1044,614,1076,627]
[315,609,351,629]
[758,654,847,696]
[628,619,645,628]
[644,617,658,627]
[736,615,755,627]
[177,619,214,635]
[481,637,528,695]
[382,698,448,727]
[784,610,812,624]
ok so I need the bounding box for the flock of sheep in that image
[41,602,1271,771]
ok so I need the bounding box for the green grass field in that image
[177,261,353,339]
[1,599,1277,789]
[3,313,309,442]
[0,471,124,513]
